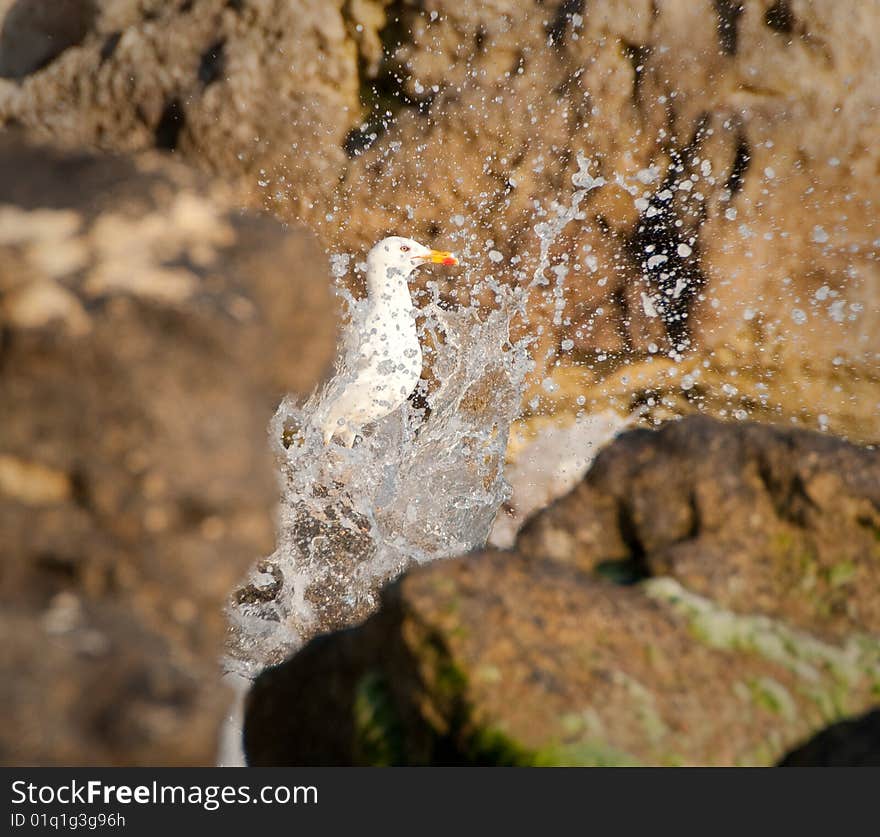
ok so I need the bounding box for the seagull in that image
[321,236,458,447]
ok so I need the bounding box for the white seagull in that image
[321,236,458,446]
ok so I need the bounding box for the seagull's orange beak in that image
[418,249,458,266]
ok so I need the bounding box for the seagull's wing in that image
[312,313,373,434]
[333,301,382,377]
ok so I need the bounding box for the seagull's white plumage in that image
[321,236,458,446]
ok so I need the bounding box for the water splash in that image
[225,155,603,676]
[226,295,529,673]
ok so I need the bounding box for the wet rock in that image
[228,303,528,673]
[518,416,880,639]
[0,134,336,765]
[244,417,880,766]
[1,2,876,439]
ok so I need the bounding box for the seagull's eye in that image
[400,245,410,252]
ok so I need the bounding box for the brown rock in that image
[244,417,880,766]
[520,416,880,639]
[1,1,876,438]
[0,601,223,766]
[0,134,336,765]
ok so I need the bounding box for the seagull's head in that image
[368,236,458,282]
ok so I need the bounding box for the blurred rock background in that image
[245,418,880,766]
[0,0,877,765]
[0,134,336,764]
[0,0,875,437]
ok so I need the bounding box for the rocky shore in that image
[244,417,880,766]
[0,1,877,765]
[2,0,876,436]
[0,134,336,764]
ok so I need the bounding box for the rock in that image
[0,0,360,222]
[0,601,222,766]
[1,1,876,439]
[0,0,95,79]
[0,134,336,765]
[779,709,880,766]
[518,415,880,639]
[243,417,880,766]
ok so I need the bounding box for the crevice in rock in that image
[616,500,648,569]
[154,98,186,151]
[594,556,650,585]
[99,31,121,65]
[856,514,880,541]
[342,0,434,158]
[624,115,712,347]
[755,450,818,528]
[685,489,702,541]
[0,324,12,371]
[610,283,634,353]
[69,468,92,512]
[35,551,81,586]
[765,0,796,35]
[713,0,744,55]
[546,0,586,48]
[198,39,226,86]
[726,132,751,197]
[622,41,651,107]
[474,25,487,54]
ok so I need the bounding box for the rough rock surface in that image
[0,0,359,221]
[244,417,880,766]
[0,134,336,765]
[517,415,880,639]
[329,0,880,439]
[2,0,875,438]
